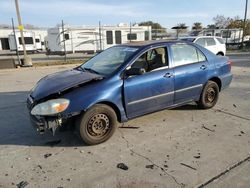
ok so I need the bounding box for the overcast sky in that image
[0,0,249,29]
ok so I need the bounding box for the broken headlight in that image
[31,99,70,116]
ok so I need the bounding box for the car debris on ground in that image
[16,181,29,188]
[202,125,215,132]
[145,164,155,169]
[180,163,197,171]
[117,163,129,170]
[44,153,52,158]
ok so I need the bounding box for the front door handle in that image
[200,65,207,70]
[164,72,173,78]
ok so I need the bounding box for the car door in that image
[170,43,209,104]
[123,47,174,119]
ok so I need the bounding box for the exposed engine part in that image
[47,117,63,136]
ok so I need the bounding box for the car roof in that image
[120,40,180,48]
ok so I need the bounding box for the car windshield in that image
[80,46,138,76]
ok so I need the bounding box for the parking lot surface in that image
[0,55,249,188]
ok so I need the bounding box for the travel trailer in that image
[0,28,47,52]
[9,31,36,52]
[47,24,152,54]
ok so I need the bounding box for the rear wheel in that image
[197,81,219,109]
[77,104,117,145]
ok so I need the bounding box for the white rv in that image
[0,27,47,52]
[35,35,42,51]
[9,31,36,52]
[47,25,151,54]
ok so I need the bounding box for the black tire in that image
[77,104,117,145]
[197,81,219,109]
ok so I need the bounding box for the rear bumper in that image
[220,73,233,90]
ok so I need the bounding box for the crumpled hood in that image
[30,69,103,101]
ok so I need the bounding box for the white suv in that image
[181,36,226,56]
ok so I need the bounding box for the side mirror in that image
[126,67,146,76]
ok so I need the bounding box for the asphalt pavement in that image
[0,55,249,187]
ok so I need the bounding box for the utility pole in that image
[241,0,248,49]
[62,20,67,62]
[14,0,32,66]
[11,18,21,66]
[99,21,102,51]
[129,22,132,42]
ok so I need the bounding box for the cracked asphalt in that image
[0,54,250,188]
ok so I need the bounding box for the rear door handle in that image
[164,72,173,78]
[200,65,207,70]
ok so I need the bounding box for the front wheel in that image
[197,81,219,109]
[77,104,117,145]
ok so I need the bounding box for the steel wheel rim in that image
[205,87,216,103]
[87,114,110,138]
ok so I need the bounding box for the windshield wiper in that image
[83,68,100,75]
[76,66,85,71]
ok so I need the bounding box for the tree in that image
[227,16,250,35]
[138,21,167,33]
[207,24,218,29]
[172,23,188,37]
[245,21,250,35]
[227,16,242,28]
[192,22,203,30]
[213,15,231,29]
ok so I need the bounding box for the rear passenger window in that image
[216,38,225,44]
[195,38,206,47]
[171,44,206,66]
[205,38,216,46]
[197,50,206,62]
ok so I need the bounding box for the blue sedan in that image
[27,40,232,145]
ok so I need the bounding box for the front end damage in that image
[27,91,76,135]
[30,114,63,135]
[26,68,104,136]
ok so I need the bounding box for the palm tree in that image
[192,22,203,31]
[172,23,188,38]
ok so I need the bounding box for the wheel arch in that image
[95,101,122,122]
[216,51,224,56]
[209,77,222,91]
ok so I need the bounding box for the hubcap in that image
[206,87,216,103]
[87,114,110,137]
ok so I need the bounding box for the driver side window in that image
[131,47,168,73]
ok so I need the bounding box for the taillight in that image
[228,60,232,71]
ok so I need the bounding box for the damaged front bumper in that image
[27,95,63,135]
[29,114,63,135]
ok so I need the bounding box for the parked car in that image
[180,36,226,56]
[27,40,232,145]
